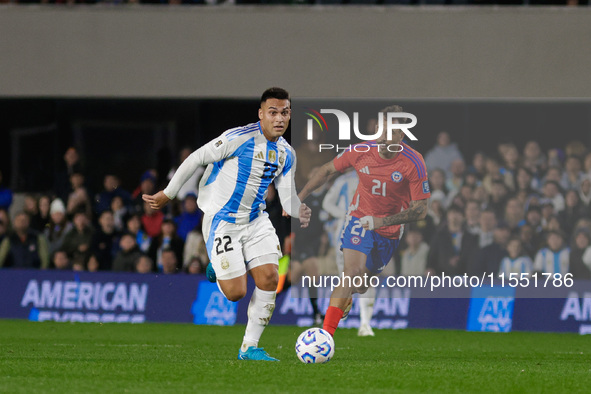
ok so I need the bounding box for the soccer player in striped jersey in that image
[298,105,430,338]
[143,88,311,361]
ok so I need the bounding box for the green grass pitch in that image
[0,320,589,393]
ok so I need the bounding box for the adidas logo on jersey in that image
[360,166,370,175]
[255,151,265,160]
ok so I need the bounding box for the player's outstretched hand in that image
[142,191,171,211]
[299,203,312,228]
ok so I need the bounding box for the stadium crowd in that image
[1,133,591,280]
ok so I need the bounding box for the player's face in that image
[375,117,404,146]
[259,99,291,142]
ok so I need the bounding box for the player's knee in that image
[259,268,278,290]
[225,287,247,302]
[219,281,247,302]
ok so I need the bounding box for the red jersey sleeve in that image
[333,150,353,173]
[408,154,431,201]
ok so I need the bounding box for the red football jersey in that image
[333,142,430,239]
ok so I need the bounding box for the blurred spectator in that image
[186,256,206,274]
[504,197,524,233]
[111,195,128,233]
[540,200,558,231]
[161,248,179,274]
[583,152,591,174]
[473,185,489,209]
[427,191,446,228]
[149,219,184,272]
[0,170,13,212]
[31,195,51,232]
[91,210,121,271]
[570,228,591,279]
[424,131,464,179]
[476,208,497,248]
[0,209,9,243]
[428,168,448,201]
[471,224,511,275]
[125,213,151,253]
[141,201,164,238]
[94,174,132,216]
[499,143,519,183]
[112,233,142,272]
[519,224,539,259]
[522,141,546,183]
[487,180,509,220]
[464,199,481,234]
[541,180,565,213]
[482,158,502,193]
[51,250,71,270]
[399,227,429,276]
[67,172,92,219]
[55,147,84,203]
[561,156,584,190]
[533,230,569,275]
[515,167,536,196]
[183,227,208,269]
[132,170,158,214]
[22,194,40,229]
[426,205,479,276]
[579,175,591,212]
[559,189,585,239]
[0,212,50,269]
[468,152,487,180]
[62,211,94,269]
[167,148,204,200]
[498,237,533,276]
[174,192,203,242]
[445,159,465,196]
[135,254,154,274]
[547,148,564,170]
[44,198,73,255]
[564,140,587,159]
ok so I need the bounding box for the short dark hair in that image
[260,87,290,104]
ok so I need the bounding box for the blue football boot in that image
[205,262,217,283]
[237,346,279,361]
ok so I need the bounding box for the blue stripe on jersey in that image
[206,215,224,260]
[282,146,294,176]
[402,143,426,178]
[226,123,258,141]
[217,138,256,223]
[250,141,277,221]
[401,149,426,179]
[204,159,226,186]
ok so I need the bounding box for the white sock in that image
[359,286,376,327]
[241,287,276,352]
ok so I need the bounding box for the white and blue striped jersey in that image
[533,247,570,275]
[499,256,533,276]
[164,122,299,225]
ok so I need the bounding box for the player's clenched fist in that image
[142,191,171,210]
[299,203,312,228]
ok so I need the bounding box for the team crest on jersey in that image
[351,236,361,245]
[422,180,430,194]
[391,171,403,183]
[221,256,230,270]
[268,150,277,163]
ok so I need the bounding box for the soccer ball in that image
[295,327,335,364]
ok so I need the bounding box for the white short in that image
[202,214,282,280]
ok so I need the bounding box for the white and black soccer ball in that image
[295,327,335,364]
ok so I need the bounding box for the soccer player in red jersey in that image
[298,105,431,337]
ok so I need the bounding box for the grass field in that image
[0,320,589,393]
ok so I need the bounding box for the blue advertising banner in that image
[1,269,591,335]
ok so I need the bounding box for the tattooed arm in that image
[360,199,429,230]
